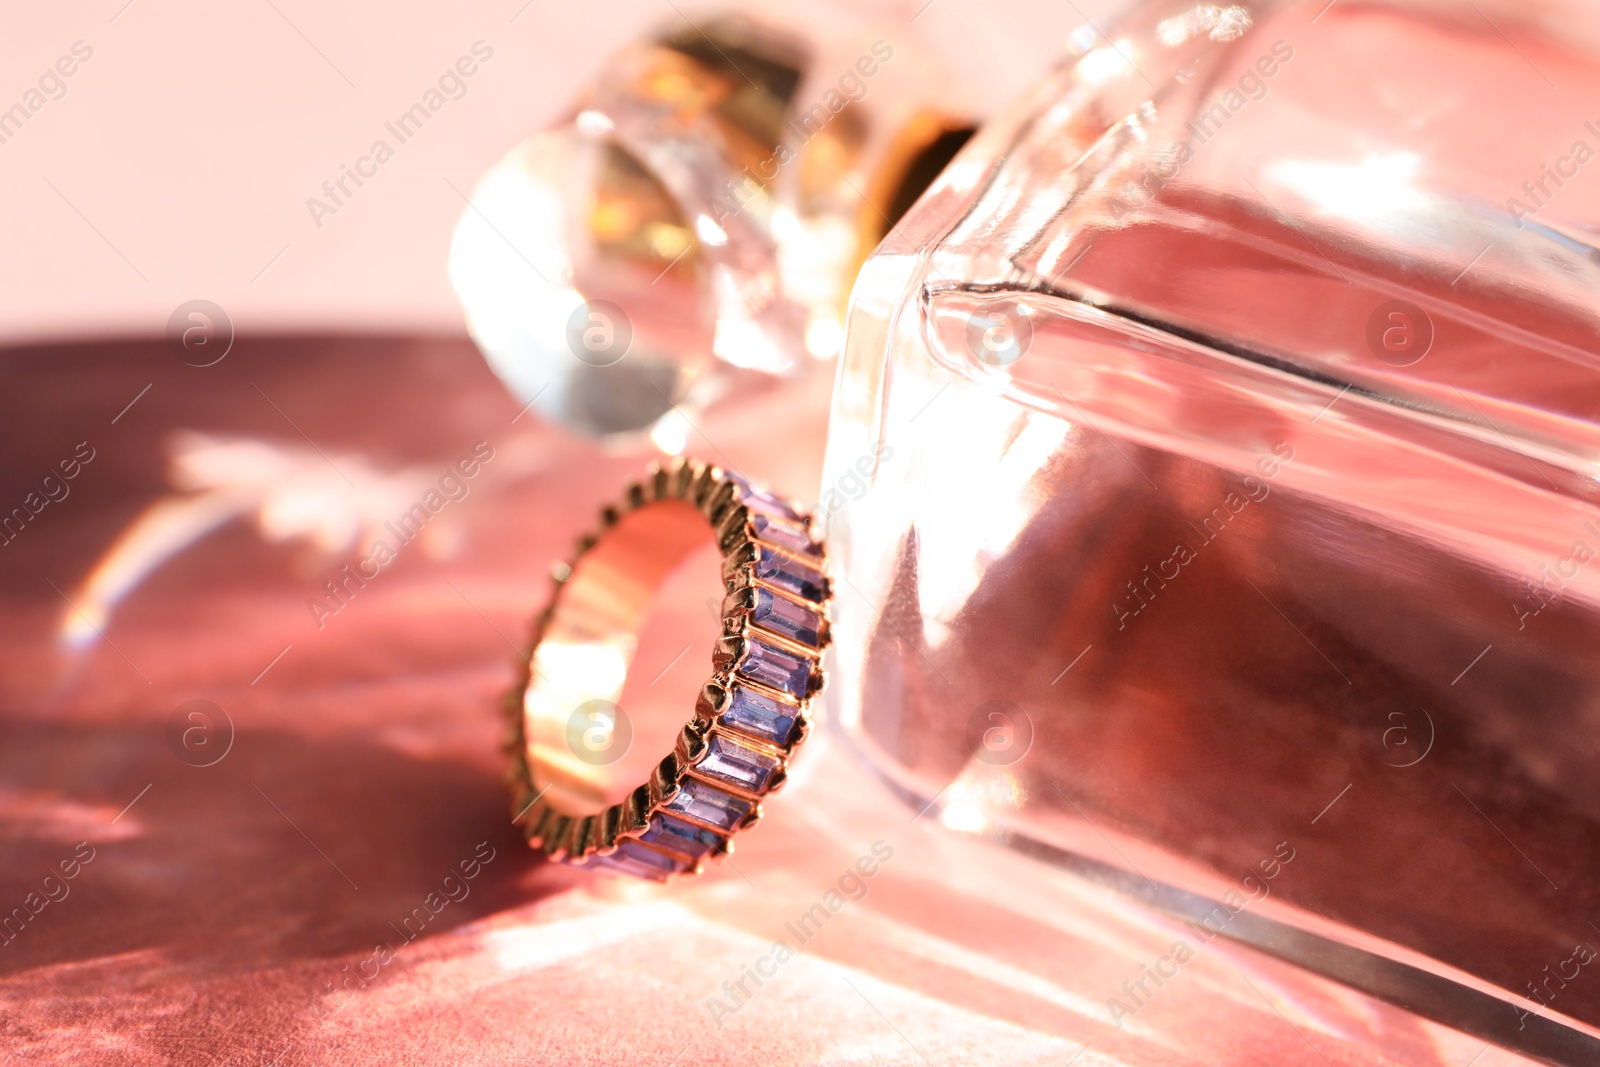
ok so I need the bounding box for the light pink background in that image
[0,0,1100,347]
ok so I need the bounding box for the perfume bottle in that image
[822,0,1600,1058]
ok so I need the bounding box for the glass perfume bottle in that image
[822,0,1600,1058]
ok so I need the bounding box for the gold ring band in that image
[504,458,830,880]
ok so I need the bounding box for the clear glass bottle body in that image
[823,0,1600,1050]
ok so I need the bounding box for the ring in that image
[503,458,831,880]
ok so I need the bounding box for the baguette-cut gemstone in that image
[595,839,685,880]
[698,734,780,792]
[638,813,722,858]
[749,512,819,555]
[665,777,754,830]
[754,545,827,603]
[753,587,822,646]
[727,473,804,522]
[720,686,800,746]
[739,638,811,698]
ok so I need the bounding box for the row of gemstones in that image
[594,471,829,880]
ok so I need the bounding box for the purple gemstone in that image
[726,473,804,522]
[638,813,723,858]
[739,638,811,698]
[721,686,800,746]
[665,777,754,830]
[753,587,823,647]
[749,512,819,556]
[595,839,685,880]
[698,735,780,792]
[755,545,827,603]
